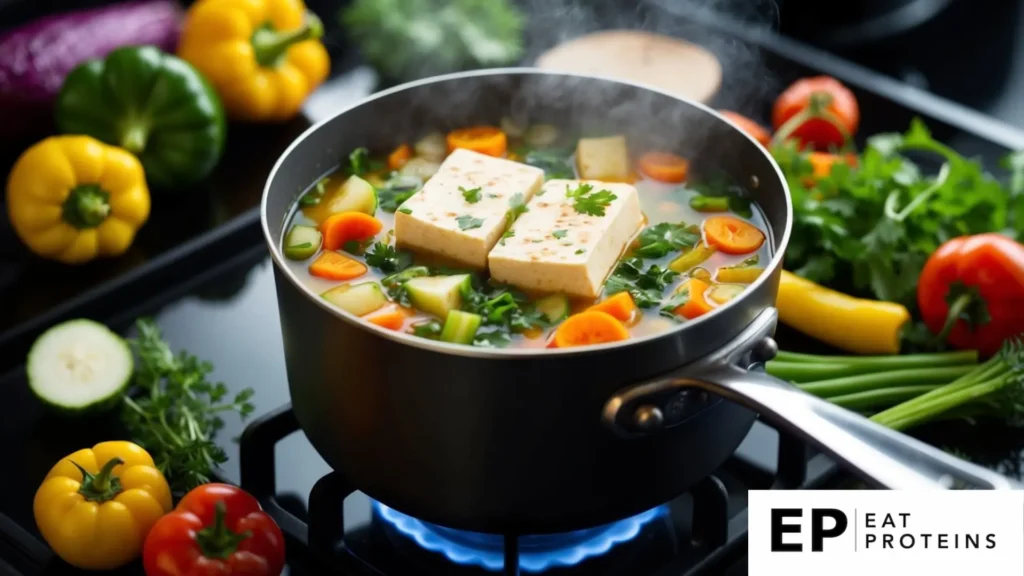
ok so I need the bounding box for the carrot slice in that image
[719,111,771,147]
[364,305,409,330]
[309,251,368,281]
[321,212,383,251]
[553,311,631,348]
[587,292,637,323]
[703,215,765,255]
[446,126,507,157]
[638,152,689,183]
[673,278,714,319]
[387,143,412,170]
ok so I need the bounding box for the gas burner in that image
[375,500,668,572]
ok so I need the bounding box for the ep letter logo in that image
[771,508,848,552]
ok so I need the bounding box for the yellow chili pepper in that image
[777,270,910,355]
[177,0,330,122]
[34,441,172,570]
[7,136,151,265]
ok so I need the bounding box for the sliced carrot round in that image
[553,311,630,348]
[673,278,714,319]
[446,126,507,157]
[309,251,368,281]
[387,143,412,170]
[587,292,638,323]
[364,305,409,331]
[321,212,383,251]
[638,152,689,183]
[703,215,765,255]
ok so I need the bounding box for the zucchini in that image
[400,157,441,180]
[669,243,716,273]
[404,274,471,318]
[534,293,570,323]
[327,175,378,216]
[716,266,764,284]
[27,319,133,413]
[414,132,447,162]
[284,225,322,260]
[321,282,388,316]
[708,284,745,305]
[440,310,482,344]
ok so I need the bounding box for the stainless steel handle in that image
[603,308,1019,491]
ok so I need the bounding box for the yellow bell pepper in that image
[34,441,172,570]
[777,270,911,355]
[177,0,330,122]
[6,136,150,265]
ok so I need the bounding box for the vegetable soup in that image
[281,121,771,349]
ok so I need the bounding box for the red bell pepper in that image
[143,483,285,576]
[918,233,1024,357]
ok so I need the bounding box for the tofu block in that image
[487,179,644,298]
[576,135,630,181]
[394,149,545,268]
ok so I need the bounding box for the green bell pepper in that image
[55,46,226,190]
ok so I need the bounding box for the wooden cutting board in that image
[535,30,722,104]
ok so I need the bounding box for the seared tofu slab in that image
[394,149,545,268]
[488,179,643,298]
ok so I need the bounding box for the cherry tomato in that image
[772,76,859,150]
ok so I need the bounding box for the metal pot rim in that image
[261,67,793,359]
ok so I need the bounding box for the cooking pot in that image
[261,69,1015,536]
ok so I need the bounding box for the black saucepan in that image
[261,69,1015,536]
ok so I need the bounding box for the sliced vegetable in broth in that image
[282,122,772,349]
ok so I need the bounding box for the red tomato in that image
[143,483,285,576]
[772,76,860,150]
[918,233,1024,358]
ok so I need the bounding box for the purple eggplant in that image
[0,0,183,139]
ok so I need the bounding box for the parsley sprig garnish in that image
[456,214,485,230]
[461,186,482,203]
[566,183,617,217]
[365,241,413,273]
[121,319,256,494]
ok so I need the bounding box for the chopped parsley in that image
[398,207,413,214]
[659,288,692,319]
[456,214,485,230]
[473,330,513,348]
[565,183,617,217]
[345,147,383,176]
[505,192,529,227]
[633,222,700,258]
[411,320,443,339]
[552,229,568,239]
[299,178,328,206]
[604,257,679,308]
[500,229,515,246]
[575,248,586,255]
[459,277,549,342]
[378,173,421,213]
[460,186,482,204]
[381,266,430,306]
[522,148,575,181]
[365,242,414,273]
[342,240,371,255]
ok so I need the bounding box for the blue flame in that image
[373,500,668,572]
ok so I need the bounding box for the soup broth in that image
[281,121,771,349]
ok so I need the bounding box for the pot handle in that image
[602,308,1019,491]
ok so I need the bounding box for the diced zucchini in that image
[440,310,482,344]
[534,293,570,323]
[524,124,560,148]
[414,132,447,162]
[669,243,716,273]
[404,274,472,318]
[400,157,441,180]
[327,175,378,216]
[321,282,388,316]
[708,284,746,305]
[284,225,322,260]
[576,135,629,181]
[716,266,764,284]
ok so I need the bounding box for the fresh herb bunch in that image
[341,0,525,82]
[122,319,255,494]
[774,119,1019,309]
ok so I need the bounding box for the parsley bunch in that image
[775,119,1021,309]
[121,319,255,494]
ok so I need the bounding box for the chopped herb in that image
[487,193,500,199]
[343,239,372,255]
[382,266,430,306]
[398,207,413,215]
[345,147,383,176]
[505,192,529,228]
[378,173,422,213]
[300,179,328,206]
[575,248,586,255]
[723,254,760,269]
[461,186,482,204]
[523,148,576,180]
[500,229,515,246]
[460,278,548,335]
[659,289,691,320]
[531,238,543,243]
[473,330,513,348]
[456,214,485,230]
[565,183,617,217]
[412,320,443,339]
[365,242,414,273]
[604,257,679,308]
[634,222,700,258]
[552,229,568,239]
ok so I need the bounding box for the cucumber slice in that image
[327,175,378,216]
[404,274,471,319]
[27,319,133,413]
[284,225,322,260]
[534,293,570,323]
[440,310,482,344]
[322,282,388,316]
